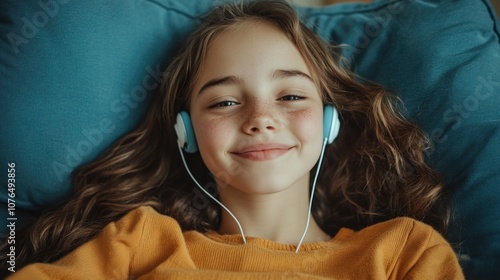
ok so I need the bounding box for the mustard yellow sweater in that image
[10,206,463,279]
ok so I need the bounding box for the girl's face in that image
[189,21,324,195]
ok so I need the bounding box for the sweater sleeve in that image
[403,241,464,280]
[400,221,464,280]
[7,207,151,280]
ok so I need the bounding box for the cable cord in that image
[295,137,328,253]
[178,137,329,252]
[178,145,247,244]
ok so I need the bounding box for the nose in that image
[242,101,280,135]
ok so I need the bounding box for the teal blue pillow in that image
[1,0,499,278]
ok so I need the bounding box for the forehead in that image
[210,20,303,63]
[192,20,313,90]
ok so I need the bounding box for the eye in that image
[279,94,305,101]
[208,100,238,108]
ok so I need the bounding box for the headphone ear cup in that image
[174,111,198,153]
[323,105,340,144]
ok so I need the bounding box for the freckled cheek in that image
[195,118,236,153]
[289,110,324,145]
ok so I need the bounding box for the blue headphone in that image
[174,105,340,153]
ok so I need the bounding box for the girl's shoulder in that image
[121,205,167,220]
[336,217,450,251]
[117,205,180,225]
[109,206,184,240]
[336,217,461,277]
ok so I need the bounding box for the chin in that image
[232,177,304,195]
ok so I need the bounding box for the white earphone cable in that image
[178,145,247,244]
[178,137,328,251]
[295,137,328,253]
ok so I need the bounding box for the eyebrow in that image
[270,69,313,82]
[198,75,241,96]
[197,69,314,96]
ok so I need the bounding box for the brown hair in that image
[1,0,449,274]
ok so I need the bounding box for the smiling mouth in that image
[232,145,293,161]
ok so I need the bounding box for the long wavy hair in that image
[1,0,450,274]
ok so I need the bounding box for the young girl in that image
[3,0,463,278]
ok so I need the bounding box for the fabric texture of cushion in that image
[1,0,498,278]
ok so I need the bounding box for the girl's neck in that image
[215,176,330,245]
